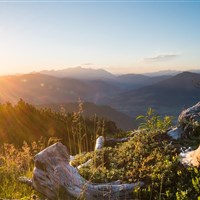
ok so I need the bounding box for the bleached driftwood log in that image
[95,136,105,150]
[77,136,131,169]
[74,136,104,169]
[105,137,131,146]
[77,159,92,169]
[32,142,144,200]
[95,135,131,150]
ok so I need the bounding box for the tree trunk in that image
[105,137,131,147]
[32,142,144,200]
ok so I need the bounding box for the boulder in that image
[178,102,200,138]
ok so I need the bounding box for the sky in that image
[0,0,200,75]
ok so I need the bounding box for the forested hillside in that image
[38,102,136,130]
[0,99,119,154]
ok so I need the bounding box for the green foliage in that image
[174,167,200,200]
[76,130,178,191]
[136,108,173,132]
[0,139,56,199]
[72,112,178,199]
[73,109,200,199]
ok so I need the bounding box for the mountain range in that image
[106,71,200,117]
[144,69,200,77]
[40,66,200,78]
[0,73,120,104]
[1,67,200,129]
[40,66,115,80]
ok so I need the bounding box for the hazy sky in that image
[0,1,200,75]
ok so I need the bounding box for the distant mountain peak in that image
[178,71,195,76]
[144,69,200,77]
[169,71,200,80]
[150,71,200,88]
[40,67,116,80]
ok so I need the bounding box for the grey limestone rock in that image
[178,102,200,138]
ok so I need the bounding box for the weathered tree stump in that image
[32,142,144,200]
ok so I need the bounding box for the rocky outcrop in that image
[166,101,200,167]
[167,101,200,139]
[178,102,200,138]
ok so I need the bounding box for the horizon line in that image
[0,67,199,77]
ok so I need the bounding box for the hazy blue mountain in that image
[106,71,200,117]
[40,66,116,80]
[144,69,200,77]
[144,70,181,77]
[117,74,149,83]
[0,73,121,105]
[40,67,172,90]
[115,73,171,90]
[190,69,200,74]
